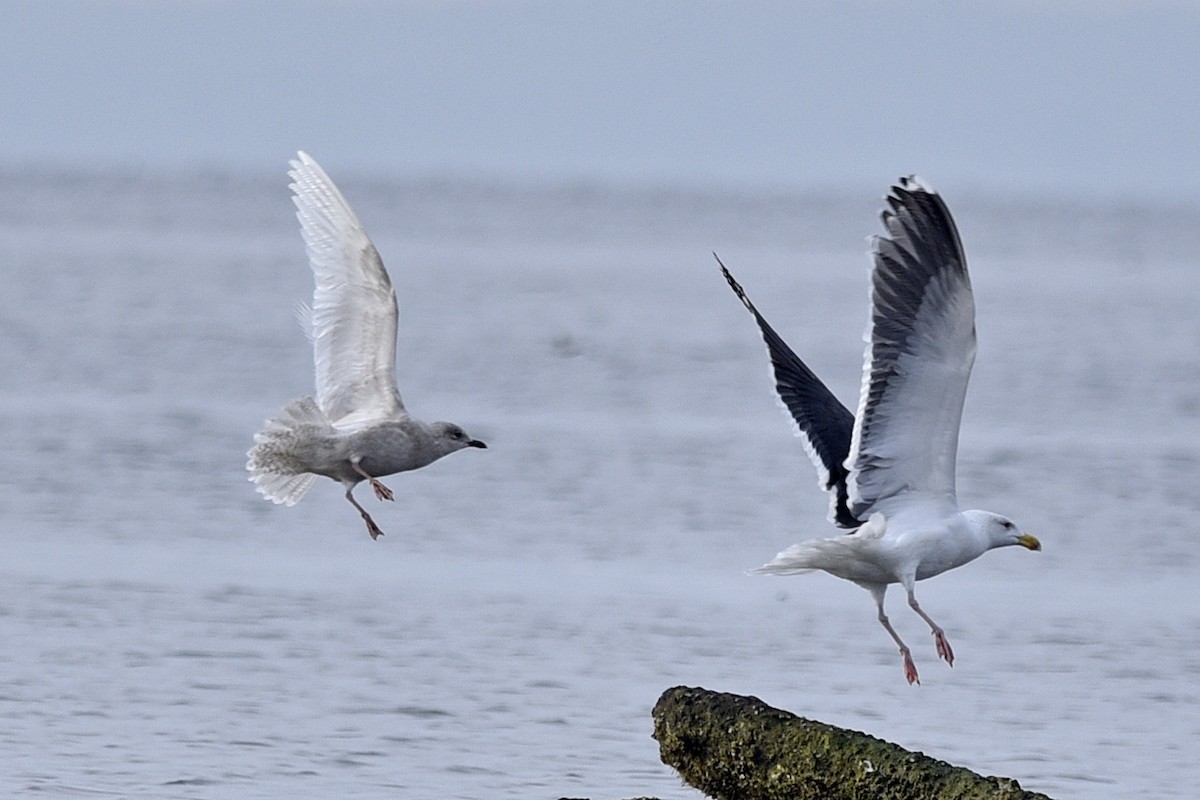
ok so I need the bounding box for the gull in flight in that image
[719,176,1039,684]
[248,152,486,540]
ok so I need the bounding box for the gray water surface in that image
[2,169,1198,798]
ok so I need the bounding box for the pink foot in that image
[361,512,385,540]
[934,629,955,667]
[370,478,394,502]
[901,647,920,685]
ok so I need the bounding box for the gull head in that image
[966,510,1041,552]
[432,421,488,453]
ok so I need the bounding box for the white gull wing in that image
[288,151,406,428]
[718,256,862,529]
[846,176,976,518]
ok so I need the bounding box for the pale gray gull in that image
[718,176,1039,684]
[248,151,486,540]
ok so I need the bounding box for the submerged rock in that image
[652,686,1053,800]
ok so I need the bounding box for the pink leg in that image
[906,588,954,667]
[352,460,394,502]
[344,485,385,540]
[869,587,920,685]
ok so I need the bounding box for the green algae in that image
[652,686,1054,800]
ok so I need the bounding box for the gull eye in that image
[1001,520,1013,530]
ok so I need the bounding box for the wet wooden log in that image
[652,686,1053,800]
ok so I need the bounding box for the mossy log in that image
[652,686,1053,800]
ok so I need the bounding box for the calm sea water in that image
[1,167,1198,799]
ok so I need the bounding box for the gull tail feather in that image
[750,541,828,576]
[246,396,330,505]
[750,513,887,576]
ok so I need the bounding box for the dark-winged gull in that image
[719,176,1039,684]
[247,152,486,540]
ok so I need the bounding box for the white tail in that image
[750,513,887,575]
[246,396,329,505]
[750,541,826,576]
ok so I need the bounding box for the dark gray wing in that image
[718,255,862,528]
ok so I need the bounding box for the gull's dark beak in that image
[468,439,487,449]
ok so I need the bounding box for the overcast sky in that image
[4,0,1199,201]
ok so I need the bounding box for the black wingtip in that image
[884,175,937,217]
[892,174,935,196]
[878,174,964,270]
[715,254,756,315]
[713,251,732,283]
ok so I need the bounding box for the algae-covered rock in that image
[652,686,1053,800]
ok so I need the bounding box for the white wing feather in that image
[846,176,975,517]
[288,151,406,428]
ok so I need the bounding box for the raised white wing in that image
[289,151,406,428]
[846,176,976,517]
